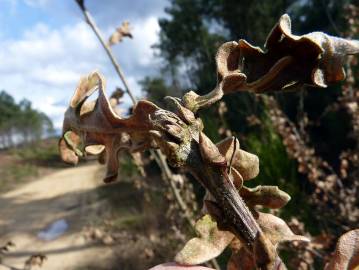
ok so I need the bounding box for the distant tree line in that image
[0,90,53,148]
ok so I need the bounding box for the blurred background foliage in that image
[0,90,54,148]
[0,90,58,191]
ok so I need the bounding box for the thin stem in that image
[77,4,137,104]
[320,0,341,36]
[156,149,195,227]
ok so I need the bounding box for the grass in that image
[0,158,39,192]
[10,137,63,166]
[95,179,146,228]
[0,137,65,193]
[3,163,38,181]
[111,214,145,230]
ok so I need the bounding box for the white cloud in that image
[3,0,49,8]
[132,16,160,66]
[0,16,161,130]
[23,0,49,7]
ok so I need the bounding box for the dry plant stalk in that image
[59,14,359,269]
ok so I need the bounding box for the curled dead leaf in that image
[61,71,160,182]
[182,14,359,112]
[240,185,291,209]
[229,167,243,190]
[256,212,310,247]
[175,215,234,265]
[325,229,359,270]
[58,138,78,165]
[164,96,196,125]
[199,133,226,167]
[216,137,259,181]
[232,149,259,181]
[63,130,83,157]
[70,72,101,108]
[85,144,105,155]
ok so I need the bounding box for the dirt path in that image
[0,163,119,270]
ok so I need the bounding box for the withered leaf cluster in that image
[59,72,159,182]
[182,14,359,112]
[59,14,359,270]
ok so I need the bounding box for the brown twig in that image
[75,0,136,104]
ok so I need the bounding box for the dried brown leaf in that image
[85,144,105,155]
[63,130,83,156]
[70,72,100,108]
[325,229,359,270]
[256,212,310,247]
[58,138,78,165]
[199,132,226,167]
[175,215,234,265]
[216,137,259,181]
[108,21,133,46]
[182,14,359,112]
[229,167,243,190]
[240,185,291,209]
[60,71,160,182]
[232,149,259,181]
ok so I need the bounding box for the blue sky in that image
[0,0,168,129]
